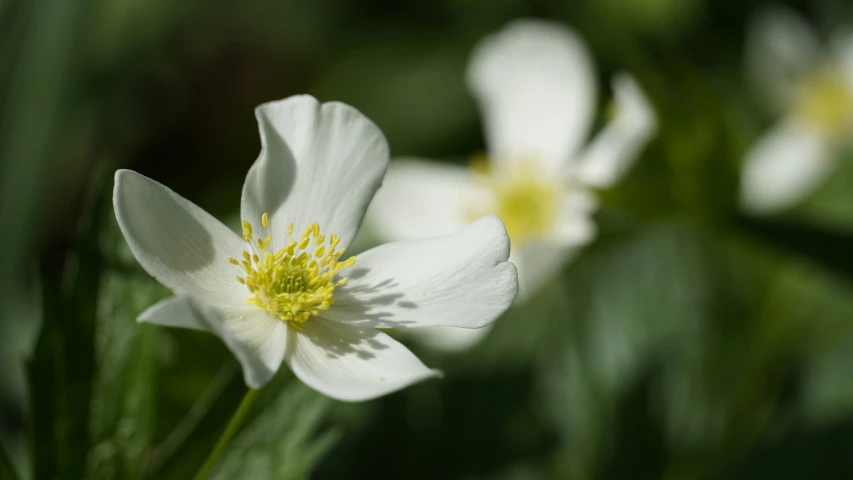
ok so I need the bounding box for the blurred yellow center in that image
[795,67,853,138]
[467,156,560,247]
[229,213,355,330]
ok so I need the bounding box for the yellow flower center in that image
[229,213,355,330]
[794,67,853,139]
[466,157,561,247]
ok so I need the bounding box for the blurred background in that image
[3,0,853,478]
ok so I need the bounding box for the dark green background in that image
[2,0,853,478]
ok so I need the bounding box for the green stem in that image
[192,388,260,480]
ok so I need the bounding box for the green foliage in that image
[83,261,164,479]
[5,0,853,478]
[20,180,338,479]
[209,383,339,480]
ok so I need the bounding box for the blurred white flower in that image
[742,7,853,213]
[368,20,657,351]
[113,95,518,401]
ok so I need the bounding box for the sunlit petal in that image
[241,95,388,251]
[740,120,836,213]
[113,170,247,307]
[573,73,658,188]
[324,215,517,329]
[286,319,440,402]
[367,159,479,241]
[468,19,597,171]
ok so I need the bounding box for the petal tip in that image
[502,261,521,302]
[254,94,320,119]
[113,169,151,202]
[472,215,512,261]
[113,169,137,197]
[114,168,129,182]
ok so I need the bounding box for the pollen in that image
[465,158,560,247]
[794,66,853,139]
[229,214,355,330]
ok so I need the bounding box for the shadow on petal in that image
[327,267,421,328]
[299,322,394,361]
[115,171,248,307]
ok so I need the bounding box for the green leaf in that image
[0,443,19,480]
[27,174,108,480]
[209,381,340,480]
[141,363,241,478]
[541,219,713,476]
[83,259,166,480]
[736,214,853,282]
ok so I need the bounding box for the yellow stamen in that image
[795,66,853,139]
[241,221,253,243]
[231,213,355,328]
[464,157,560,247]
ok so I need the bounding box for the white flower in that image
[113,95,518,401]
[741,7,853,213]
[366,20,657,351]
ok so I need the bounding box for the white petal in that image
[286,319,440,402]
[113,170,247,307]
[467,19,597,171]
[367,159,479,241]
[509,183,596,299]
[572,73,658,188]
[323,215,518,329]
[560,187,599,220]
[550,209,597,248]
[746,6,821,111]
[740,120,836,213]
[408,325,493,353]
[138,296,288,388]
[138,295,209,331]
[241,95,389,251]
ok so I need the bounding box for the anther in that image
[242,221,253,242]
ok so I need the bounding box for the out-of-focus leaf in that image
[83,226,168,480]
[0,0,83,291]
[541,219,712,476]
[3,0,91,476]
[209,380,339,480]
[142,362,239,478]
[792,151,853,230]
[27,172,109,480]
[0,272,41,480]
[753,249,853,426]
[0,443,18,480]
[91,0,201,66]
[313,39,478,157]
[802,337,853,425]
[25,285,62,480]
[736,214,853,282]
[711,418,853,479]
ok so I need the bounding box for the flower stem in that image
[192,388,260,480]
